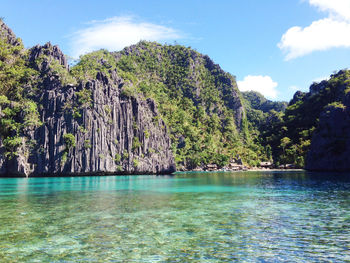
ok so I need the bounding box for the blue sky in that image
[2,0,350,101]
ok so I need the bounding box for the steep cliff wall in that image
[0,23,175,176]
[0,67,175,176]
[116,42,245,130]
[82,42,257,168]
[256,69,350,169]
[0,21,263,174]
[306,94,350,172]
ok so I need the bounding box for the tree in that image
[280,137,291,156]
[63,133,76,149]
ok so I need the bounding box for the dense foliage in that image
[243,91,287,113]
[2,18,349,170]
[241,91,287,163]
[257,70,350,167]
[0,30,42,158]
[71,42,269,168]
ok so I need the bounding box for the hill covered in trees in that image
[1,19,350,175]
[70,42,276,169]
[0,20,176,175]
[252,70,350,169]
[0,20,271,176]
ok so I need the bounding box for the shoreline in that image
[0,168,305,178]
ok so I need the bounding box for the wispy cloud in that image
[70,16,183,58]
[278,0,350,60]
[309,0,350,20]
[237,75,278,99]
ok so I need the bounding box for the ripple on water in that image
[0,171,349,262]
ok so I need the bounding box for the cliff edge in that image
[0,21,175,176]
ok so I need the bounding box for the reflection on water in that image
[0,171,349,262]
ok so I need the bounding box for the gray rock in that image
[0,19,20,46]
[0,44,176,176]
[306,96,350,172]
[29,42,68,72]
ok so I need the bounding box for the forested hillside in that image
[252,70,350,168]
[0,20,176,176]
[1,18,350,174]
[0,20,271,176]
[70,42,271,168]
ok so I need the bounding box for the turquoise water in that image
[0,171,349,262]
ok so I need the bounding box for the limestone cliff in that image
[306,94,350,172]
[98,42,255,168]
[0,19,19,46]
[0,22,175,176]
[0,21,259,174]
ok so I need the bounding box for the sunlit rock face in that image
[0,36,175,176]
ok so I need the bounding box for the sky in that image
[2,0,350,101]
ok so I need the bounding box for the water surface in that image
[0,171,349,262]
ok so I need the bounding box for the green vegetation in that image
[242,91,288,165]
[272,70,350,166]
[247,70,350,168]
[144,129,150,139]
[47,58,76,86]
[133,159,139,167]
[132,137,141,152]
[63,133,76,149]
[116,165,123,172]
[76,88,92,108]
[72,41,267,168]
[72,107,82,119]
[0,97,42,157]
[0,27,43,159]
[122,150,129,160]
[114,153,121,164]
[84,140,91,149]
[2,18,349,171]
[104,105,112,116]
[61,151,68,165]
[2,136,22,158]
[0,38,38,99]
[243,91,287,113]
[70,49,117,81]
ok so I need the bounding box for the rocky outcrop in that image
[29,42,69,71]
[0,23,252,174]
[306,94,350,172]
[0,19,20,46]
[118,42,245,130]
[202,55,244,128]
[0,44,176,176]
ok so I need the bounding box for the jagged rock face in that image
[29,42,69,71]
[289,91,305,105]
[306,95,350,172]
[0,45,176,176]
[202,55,244,128]
[0,20,19,46]
[118,43,245,130]
[1,22,250,174]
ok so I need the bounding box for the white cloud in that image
[237,75,278,99]
[278,18,350,60]
[70,16,183,58]
[278,0,350,60]
[309,0,350,20]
